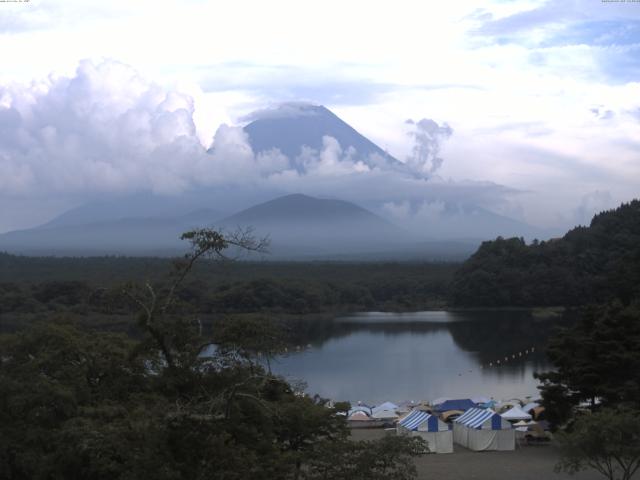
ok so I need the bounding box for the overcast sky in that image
[0,0,639,233]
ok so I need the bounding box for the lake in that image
[271,310,560,405]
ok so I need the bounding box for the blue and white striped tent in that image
[453,408,514,451]
[397,410,453,453]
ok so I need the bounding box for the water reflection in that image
[272,310,562,405]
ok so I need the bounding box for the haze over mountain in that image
[0,193,480,259]
[0,103,554,258]
[218,193,411,257]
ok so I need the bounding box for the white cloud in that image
[404,118,453,177]
[0,60,526,233]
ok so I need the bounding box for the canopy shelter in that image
[397,410,453,454]
[453,408,515,451]
[501,406,532,422]
[434,399,476,412]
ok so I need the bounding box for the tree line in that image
[450,200,640,307]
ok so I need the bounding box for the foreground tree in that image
[0,228,423,480]
[555,408,640,480]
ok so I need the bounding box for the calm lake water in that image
[271,310,559,405]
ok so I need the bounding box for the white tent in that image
[371,409,398,420]
[397,410,453,454]
[348,411,370,421]
[501,406,532,421]
[371,402,399,419]
[453,408,514,451]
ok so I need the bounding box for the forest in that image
[450,200,640,307]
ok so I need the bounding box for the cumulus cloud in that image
[0,59,205,195]
[0,60,525,233]
[404,118,453,177]
[0,59,296,197]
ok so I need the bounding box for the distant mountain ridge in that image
[221,193,392,225]
[0,194,410,258]
[217,193,413,257]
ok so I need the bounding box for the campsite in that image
[348,397,609,480]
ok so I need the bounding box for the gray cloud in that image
[573,190,614,226]
[404,118,453,177]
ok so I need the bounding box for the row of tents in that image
[397,407,516,453]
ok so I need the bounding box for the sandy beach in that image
[350,429,634,480]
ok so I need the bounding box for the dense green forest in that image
[450,200,640,307]
[0,256,456,333]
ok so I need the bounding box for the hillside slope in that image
[450,200,640,306]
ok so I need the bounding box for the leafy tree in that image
[555,408,640,480]
[536,301,640,428]
[0,228,423,480]
[304,436,426,480]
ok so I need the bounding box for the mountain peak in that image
[243,103,398,170]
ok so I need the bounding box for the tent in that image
[371,402,399,420]
[348,411,371,421]
[397,410,453,454]
[372,402,398,414]
[522,402,540,413]
[348,406,372,416]
[453,408,515,451]
[501,406,532,422]
[434,399,476,412]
